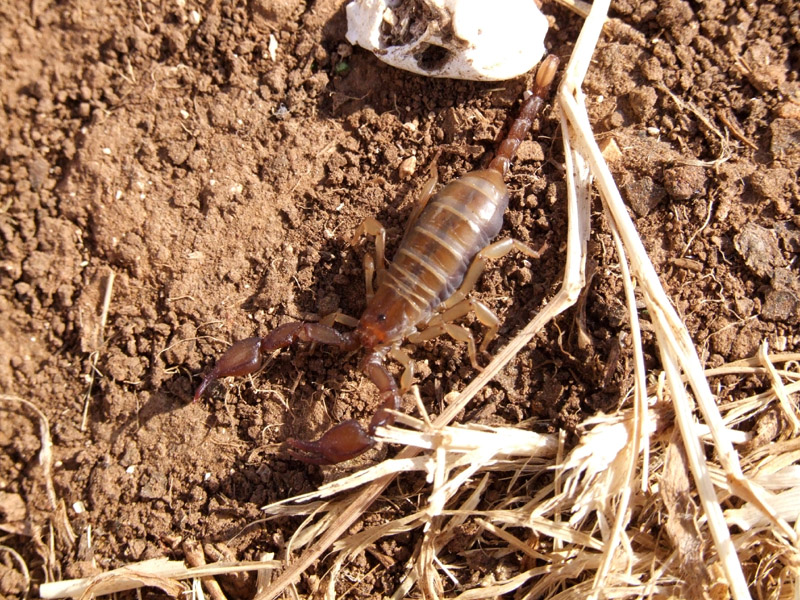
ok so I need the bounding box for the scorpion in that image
[195,55,559,465]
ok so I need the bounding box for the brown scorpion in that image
[195,55,559,464]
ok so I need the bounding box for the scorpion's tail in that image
[489,54,560,176]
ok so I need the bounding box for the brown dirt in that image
[1,0,798,597]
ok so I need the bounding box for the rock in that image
[734,222,786,279]
[762,287,799,323]
[346,0,548,81]
[623,175,666,216]
[28,153,50,190]
[761,267,800,324]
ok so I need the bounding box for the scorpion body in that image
[362,168,507,341]
[195,55,559,464]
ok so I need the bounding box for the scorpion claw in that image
[286,419,376,465]
[194,336,264,401]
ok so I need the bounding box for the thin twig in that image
[182,540,228,600]
[0,394,57,511]
[81,270,115,432]
[680,195,715,258]
[0,544,31,599]
[39,558,280,599]
[759,341,800,435]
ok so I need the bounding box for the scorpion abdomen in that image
[383,169,509,317]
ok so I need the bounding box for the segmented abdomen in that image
[381,168,509,322]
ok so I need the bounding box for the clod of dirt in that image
[0,562,28,596]
[3,138,29,159]
[639,56,663,82]
[656,0,698,45]
[104,352,147,383]
[139,470,169,500]
[626,86,658,122]
[663,164,707,201]
[741,39,787,92]
[750,166,794,215]
[775,222,800,254]
[251,0,304,27]
[0,491,28,527]
[734,223,786,279]
[770,118,800,159]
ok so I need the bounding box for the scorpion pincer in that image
[194,55,560,465]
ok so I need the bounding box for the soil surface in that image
[1,0,798,598]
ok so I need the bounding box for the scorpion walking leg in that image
[401,152,440,236]
[350,217,386,300]
[442,237,546,310]
[408,298,501,369]
[388,345,415,392]
[286,350,402,465]
[407,320,483,370]
[351,158,440,302]
[407,238,546,367]
[439,298,501,352]
[193,322,354,401]
[319,312,360,328]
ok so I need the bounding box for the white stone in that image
[345,0,548,81]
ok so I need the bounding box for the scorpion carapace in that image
[194,55,560,465]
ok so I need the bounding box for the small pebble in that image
[398,155,416,179]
